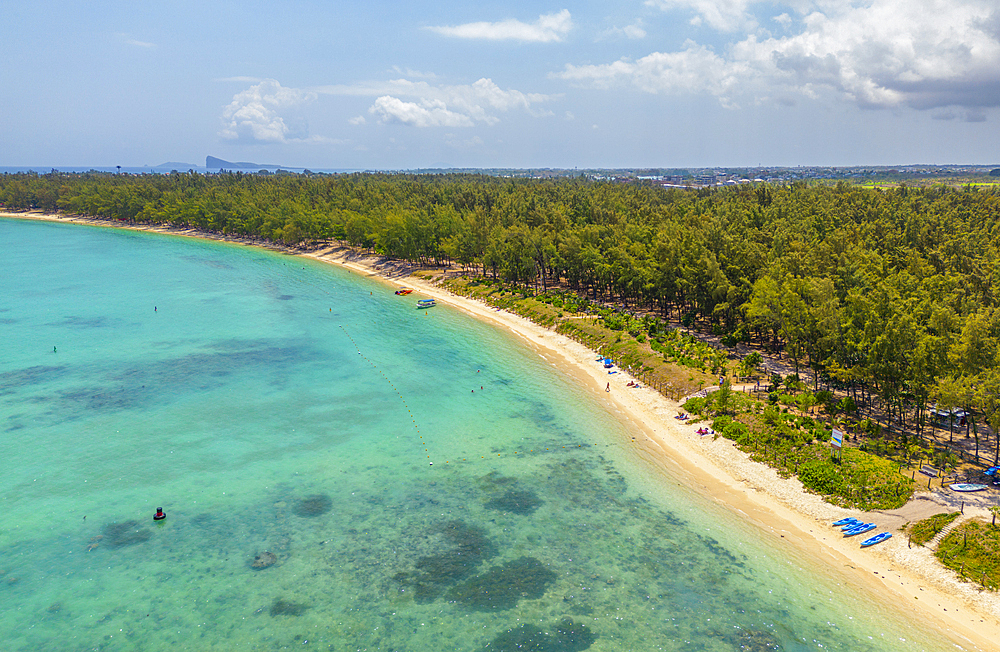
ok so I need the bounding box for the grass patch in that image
[936,519,1000,590]
[907,512,961,546]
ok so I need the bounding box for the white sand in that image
[6,211,1000,650]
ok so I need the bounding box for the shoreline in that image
[5,210,1000,650]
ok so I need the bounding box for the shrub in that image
[683,397,707,414]
[908,512,961,546]
[799,458,843,496]
[837,396,857,413]
[712,415,733,431]
[722,422,749,443]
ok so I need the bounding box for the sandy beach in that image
[6,210,1000,650]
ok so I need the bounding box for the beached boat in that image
[860,532,892,547]
[416,298,435,309]
[833,517,861,527]
[950,483,988,492]
[843,523,876,537]
[395,287,413,295]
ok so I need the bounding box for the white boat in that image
[950,483,988,492]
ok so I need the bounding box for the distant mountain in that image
[206,156,296,170]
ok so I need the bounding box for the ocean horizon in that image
[0,216,960,651]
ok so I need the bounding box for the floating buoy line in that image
[340,324,432,462]
[339,323,593,465]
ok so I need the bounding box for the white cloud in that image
[319,77,557,127]
[348,115,367,125]
[125,39,156,48]
[622,24,648,39]
[426,9,572,43]
[600,21,647,40]
[558,41,750,101]
[645,0,757,32]
[390,66,438,80]
[370,97,474,127]
[219,79,317,143]
[559,0,1000,113]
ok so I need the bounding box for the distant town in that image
[408,164,1000,188]
[7,160,1000,189]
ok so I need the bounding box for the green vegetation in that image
[936,519,1000,589]
[682,393,914,510]
[907,511,961,546]
[5,171,1000,504]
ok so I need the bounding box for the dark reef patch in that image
[50,339,311,418]
[479,471,517,488]
[727,627,782,651]
[394,520,498,603]
[277,295,294,301]
[292,494,332,517]
[482,618,597,652]
[269,598,308,616]
[0,365,66,396]
[485,488,542,515]
[50,316,117,329]
[250,551,278,570]
[179,255,235,270]
[447,556,556,611]
[101,521,152,548]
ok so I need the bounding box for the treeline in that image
[4,170,1000,449]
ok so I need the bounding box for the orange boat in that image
[394,287,413,295]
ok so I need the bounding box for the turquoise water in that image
[0,218,960,652]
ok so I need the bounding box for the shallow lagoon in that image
[0,218,959,651]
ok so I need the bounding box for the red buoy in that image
[153,507,166,521]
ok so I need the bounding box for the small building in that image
[930,407,966,428]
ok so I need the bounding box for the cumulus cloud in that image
[370,97,474,127]
[558,41,750,103]
[319,77,556,127]
[426,9,572,42]
[559,0,1000,114]
[220,79,317,143]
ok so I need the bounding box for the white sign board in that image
[830,429,844,449]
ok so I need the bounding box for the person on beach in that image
[606,382,610,392]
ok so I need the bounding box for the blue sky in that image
[2,0,999,169]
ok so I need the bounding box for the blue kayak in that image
[844,523,876,537]
[860,532,892,547]
[833,517,860,527]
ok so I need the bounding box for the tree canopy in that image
[4,171,1000,458]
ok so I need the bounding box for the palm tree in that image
[990,505,1000,527]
